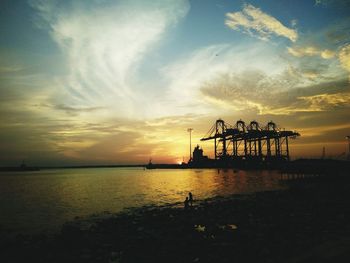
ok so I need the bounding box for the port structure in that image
[200,119,300,161]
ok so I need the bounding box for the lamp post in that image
[187,128,193,162]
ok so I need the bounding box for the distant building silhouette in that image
[192,145,209,163]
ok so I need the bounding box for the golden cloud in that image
[225,4,298,42]
[287,46,335,59]
[298,92,350,111]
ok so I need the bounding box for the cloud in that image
[315,0,350,7]
[162,42,289,116]
[291,19,298,27]
[0,83,207,165]
[0,66,23,73]
[199,69,296,114]
[297,92,350,111]
[29,0,190,119]
[163,23,349,109]
[54,104,105,115]
[287,46,335,59]
[325,20,350,45]
[162,38,350,117]
[225,4,298,42]
[145,114,202,127]
[199,65,350,115]
[338,44,350,80]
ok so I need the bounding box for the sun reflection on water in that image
[0,168,284,234]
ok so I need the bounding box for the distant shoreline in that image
[0,164,146,172]
[1,158,349,174]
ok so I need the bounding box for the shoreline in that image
[1,159,349,173]
[1,176,350,263]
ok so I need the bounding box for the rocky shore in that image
[2,176,350,263]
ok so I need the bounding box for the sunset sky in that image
[1,0,350,166]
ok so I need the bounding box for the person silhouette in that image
[189,192,193,207]
[184,197,189,210]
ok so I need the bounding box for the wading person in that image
[184,197,189,210]
[189,192,193,207]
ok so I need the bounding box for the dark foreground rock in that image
[1,177,350,263]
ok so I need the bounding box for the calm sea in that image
[0,168,284,235]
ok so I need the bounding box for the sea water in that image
[0,168,284,235]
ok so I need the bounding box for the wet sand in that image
[1,176,350,263]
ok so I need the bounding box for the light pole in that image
[187,128,193,162]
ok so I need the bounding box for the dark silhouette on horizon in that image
[200,119,300,161]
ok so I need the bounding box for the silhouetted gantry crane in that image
[200,119,300,161]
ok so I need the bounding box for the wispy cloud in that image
[0,66,23,73]
[338,44,350,80]
[163,37,350,117]
[30,0,190,118]
[288,46,335,59]
[298,92,350,111]
[199,63,350,115]
[54,104,105,115]
[162,42,288,116]
[225,4,298,42]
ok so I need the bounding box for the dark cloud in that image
[54,104,105,114]
[326,23,350,45]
